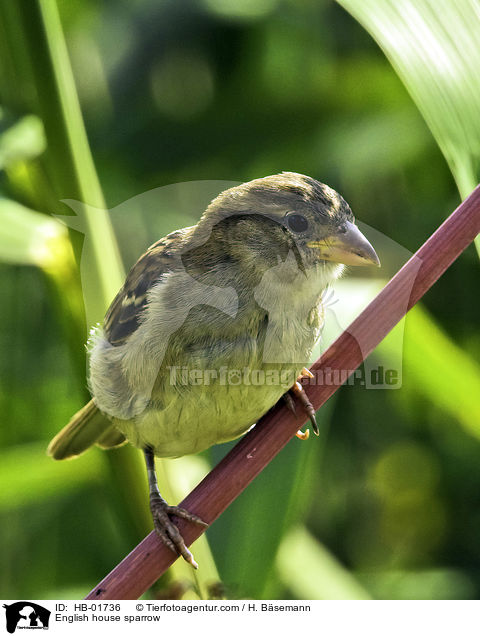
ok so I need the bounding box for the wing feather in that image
[104,228,191,346]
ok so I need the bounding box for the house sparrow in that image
[48,172,379,568]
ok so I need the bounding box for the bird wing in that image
[103,227,192,346]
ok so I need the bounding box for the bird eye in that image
[286,214,309,233]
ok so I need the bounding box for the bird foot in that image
[150,494,208,569]
[285,367,319,439]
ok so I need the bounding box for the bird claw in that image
[283,391,297,415]
[286,368,319,438]
[295,428,310,440]
[150,495,208,569]
[284,393,309,439]
[300,367,314,380]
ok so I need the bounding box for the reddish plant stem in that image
[86,186,480,600]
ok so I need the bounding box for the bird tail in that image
[47,399,126,460]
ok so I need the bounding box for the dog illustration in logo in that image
[3,602,50,633]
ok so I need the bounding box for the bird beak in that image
[307,221,380,267]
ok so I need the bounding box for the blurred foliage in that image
[0,0,479,601]
[339,0,480,213]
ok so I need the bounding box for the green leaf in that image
[378,305,480,438]
[337,0,480,254]
[0,113,46,169]
[359,568,475,600]
[276,525,371,600]
[0,443,106,510]
[0,198,68,267]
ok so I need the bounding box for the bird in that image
[48,172,379,568]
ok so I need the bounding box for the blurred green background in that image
[1,0,479,600]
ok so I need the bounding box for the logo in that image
[3,603,50,634]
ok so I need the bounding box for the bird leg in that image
[284,367,319,439]
[144,447,208,569]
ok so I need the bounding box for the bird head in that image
[190,172,379,287]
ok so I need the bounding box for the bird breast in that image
[89,252,328,456]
